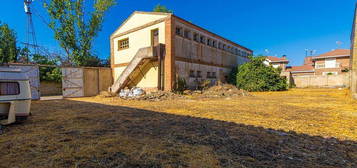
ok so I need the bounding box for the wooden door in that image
[151,29,159,46]
[83,68,99,97]
[62,68,84,98]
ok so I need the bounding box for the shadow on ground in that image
[0,99,356,168]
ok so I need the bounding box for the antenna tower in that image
[24,0,38,62]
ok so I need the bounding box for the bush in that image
[235,56,287,92]
[228,66,238,86]
[175,77,187,93]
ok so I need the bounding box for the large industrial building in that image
[109,11,253,93]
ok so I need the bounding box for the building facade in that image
[264,56,289,71]
[286,49,350,76]
[312,49,350,75]
[110,12,252,92]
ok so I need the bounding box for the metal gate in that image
[9,64,40,100]
[62,68,84,98]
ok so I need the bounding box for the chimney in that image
[282,55,287,59]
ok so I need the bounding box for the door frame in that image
[151,28,159,46]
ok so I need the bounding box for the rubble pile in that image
[200,84,251,98]
[116,84,251,101]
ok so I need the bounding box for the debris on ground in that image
[1,88,357,168]
[119,87,146,99]
[200,84,251,98]
[117,84,251,101]
[136,91,185,101]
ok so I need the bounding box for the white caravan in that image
[0,67,31,125]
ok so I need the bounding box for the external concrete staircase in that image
[109,45,163,94]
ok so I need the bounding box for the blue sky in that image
[0,0,356,66]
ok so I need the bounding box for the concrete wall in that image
[111,16,166,90]
[173,19,251,88]
[110,13,252,91]
[40,81,62,96]
[292,73,350,88]
[351,5,357,99]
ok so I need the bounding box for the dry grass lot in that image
[1,88,357,168]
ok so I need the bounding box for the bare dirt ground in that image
[1,88,357,168]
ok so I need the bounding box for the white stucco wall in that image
[112,13,166,89]
[113,22,166,64]
[113,12,168,35]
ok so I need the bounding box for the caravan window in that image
[0,82,20,96]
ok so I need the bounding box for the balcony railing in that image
[315,63,341,69]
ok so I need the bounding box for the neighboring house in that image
[312,49,350,75]
[286,65,315,76]
[109,11,252,93]
[286,49,350,76]
[264,56,289,71]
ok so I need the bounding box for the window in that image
[325,58,337,68]
[212,72,217,78]
[176,27,182,36]
[193,33,199,42]
[213,41,217,48]
[222,44,226,51]
[197,71,202,78]
[0,82,20,96]
[184,29,191,39]
[189,70,195,77]
[200,36,206,44]
[207,38,211,46]
[207,72,211,78]
[118,38,129,50]
[315,63,325,69]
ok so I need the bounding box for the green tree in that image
[32,54,62,82]
[235,56,287,92]
[43,0,116,66]
[153,4,173,13]
[0,22,18,64]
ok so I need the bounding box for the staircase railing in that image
[109,44,165,94]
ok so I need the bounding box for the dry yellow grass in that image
[0,88,356,168]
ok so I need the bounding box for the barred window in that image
[193,33,199,42]
[200,36,206,44]
[0,82,20,96]
[184,30,191,39]
[197,71,202,78]
[189,70,195,77]
[213,41,217,48]
[176,27,182,36]
[212,72,217,78]
[118,38,129,50]
[207,38,211,46]
[207,72,211,78]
